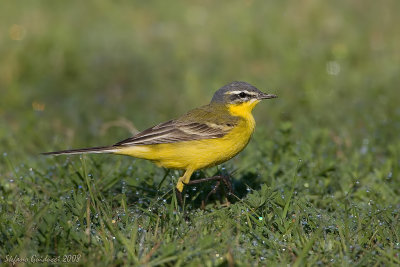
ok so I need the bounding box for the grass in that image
[1,0,400,266]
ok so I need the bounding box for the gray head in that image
[211,81,277,104]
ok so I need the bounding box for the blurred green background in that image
[1,0,400,265]
[2,0,399,154]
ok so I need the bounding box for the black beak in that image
[258,92,278,100]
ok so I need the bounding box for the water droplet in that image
[326,61,341,75]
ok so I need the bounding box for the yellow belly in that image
[115,119,255,171]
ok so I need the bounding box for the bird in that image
[42,81,277,196]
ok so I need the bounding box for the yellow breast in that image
[115,100,259,171]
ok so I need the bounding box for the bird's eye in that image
[239,92,247,98]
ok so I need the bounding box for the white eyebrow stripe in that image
[224,90,242,95]
[224,90,258,95]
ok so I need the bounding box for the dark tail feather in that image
[41,146,119,156]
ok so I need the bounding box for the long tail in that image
[41,146,120,156]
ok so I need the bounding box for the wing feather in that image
[114,104,239,146]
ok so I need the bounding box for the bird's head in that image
[211,81,277,113]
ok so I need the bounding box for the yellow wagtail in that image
[43,81,277,194]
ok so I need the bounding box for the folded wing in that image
[114,104,239,146]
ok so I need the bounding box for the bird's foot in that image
[185,175,233,208]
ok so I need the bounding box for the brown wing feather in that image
[114,104,239,146]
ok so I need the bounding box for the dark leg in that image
[186,175,233,193]
[175,189,191,221]
[184,175,233,207]
[203,180,221,207]
[175,189,183,206]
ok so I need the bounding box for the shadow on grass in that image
[104,165,265,212]
[177,170,264,210]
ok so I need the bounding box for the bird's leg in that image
[176,171,233,207]
[185,175,233,207]
[176,169,194,193]
[185,175,233,194]
[204,180,221,206]
[175,189,183,206]
[175,169,195,206]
